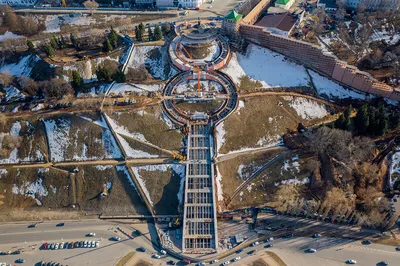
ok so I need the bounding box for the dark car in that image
[167,261,176,265]
[247,249,256,255]
[236,248,244,254]
[138,247,147,252]
[56,222,65,227]
[362,240,372,245]
[28,224,37,228]
[264,244,273,248]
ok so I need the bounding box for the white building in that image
[176,0,204,8]
[344,0,400,9]
[0,0,37,6]
[136,0,204,8]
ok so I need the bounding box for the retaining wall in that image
[238,24,400,102]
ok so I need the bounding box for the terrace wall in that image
[238,24,400,102]
[242,0,272,25]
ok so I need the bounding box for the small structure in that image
[275,0,295,10]
[255,12,300,37]
[317,0,338,11]
[222,10,243,35]
[234,234,244,244]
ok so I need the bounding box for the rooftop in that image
[318,0,338,9]
[255,12,298,32]
[225,10,243,22]
[276,0,291,4]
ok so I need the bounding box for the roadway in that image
[0,220,175,266]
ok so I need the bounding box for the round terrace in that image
[162,70,238,126]
[169,20,230,71]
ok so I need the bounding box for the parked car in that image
[236,248,244,254]
[95,241,99,247]
[87,233,96,237]
[138,247,147,252]
[222,261,230,265]
[15,258,25,263]
[233,257,241,262]
[307,248,317,253]
[56,222,65,227]
[210,259,218,264]
[346,259,357,264]
[111,237,121,241]
[313,234,321,238]
[265,244,273,248]
[196,263,205,266]
[167,261,176,265]
[152,254,161,259]
[28,224,37,228]
[248,249,256,255]
[362,240,372,245]
[251,241,259,247]
[160,249,167,255]
[396,247,400,251]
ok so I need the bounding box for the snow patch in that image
[284,96,328,120]
[223,44,310,88]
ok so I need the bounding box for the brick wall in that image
[238,24,400,102]
[242,0,272,25]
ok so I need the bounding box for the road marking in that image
[343,244,400,255]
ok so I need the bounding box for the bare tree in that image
[18,76,38,96]
[83,0,99,15]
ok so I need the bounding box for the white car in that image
[313,234,321,238]
[152,254,161,259]
[54,243,59,250]
[91,241,96,247]
[59,242,64,249]
[95,241,99,247]
[210,259,218,264]
[83,241,88,248]
[88,232,96,237]
[251,241,259,247]
[160,249,167,255]
[268,237,274,241]
[307,248,317,253]
[233,256,241,262]
[346,259,357,264]
[222,261,230,265]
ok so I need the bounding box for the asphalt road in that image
[0,220,174,266]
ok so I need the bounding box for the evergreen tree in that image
[114,70,126,82]
[137,23,145,41]
[71,70,83,89]
[96,67,110,81]
[355,104,369,134]
[154,24,162,41]
[44,43,55,57]
[103,37,113,52]
[343,105,352,130]
[50,34,59,49]
[135,26,139,41]
[334,114,346,129]
[377,118,388,136]
[109,27,118,48]
[70,33,77,47]
[27,40,35,52]
[389,112,400,129]
[162,23,171,34]
[147,25,153,41]
[367,105,377,135]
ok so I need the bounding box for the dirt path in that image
[239,91,341,108]
[215,146,287,163]
[227,150,290,205]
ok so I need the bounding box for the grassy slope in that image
[133,166,181,215]
[0,117,49,162]
[220,95,333,154]
[107,106,182,151]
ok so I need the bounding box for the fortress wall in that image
[242,0,272,25]
[238,24,400,102]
